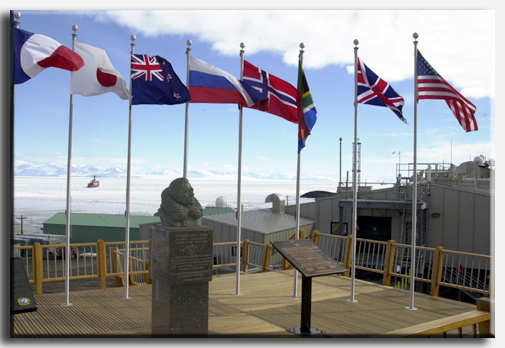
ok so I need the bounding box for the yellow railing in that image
[312,231,491,298]
[13,231,491,298]
[375,298,493,338]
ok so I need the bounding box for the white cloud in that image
[95,9,494,99]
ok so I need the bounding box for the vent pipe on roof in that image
[265,193,285,214]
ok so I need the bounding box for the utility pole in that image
[17,215,27,234]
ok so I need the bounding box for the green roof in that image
[43,213,160,228]
[153,207,235,217]
[202,207,235,216]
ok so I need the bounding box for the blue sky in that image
[8,5,496,183]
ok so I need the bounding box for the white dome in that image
[473,156,484,166]
[215,196,227,208]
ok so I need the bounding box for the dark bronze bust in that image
[158,177,203,227]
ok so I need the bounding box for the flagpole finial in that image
[71,25,78,41]
[353,39,359,46]
[299,42,305,50]
[413,32,419,39]
[186,40,192,55]
[240,42,245,49]
[130,34,136,42]
[13,11,21,28]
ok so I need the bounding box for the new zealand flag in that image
[131,54,190,105]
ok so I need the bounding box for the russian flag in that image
[188,56,264,107]
[13,28,84,85]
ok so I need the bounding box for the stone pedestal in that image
[150,225,213,337]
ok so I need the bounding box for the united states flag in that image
[417,50,477,132]
[357,58,407,124]
[242,60,298,124]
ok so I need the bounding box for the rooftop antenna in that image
[352,139,361,187]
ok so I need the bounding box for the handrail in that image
[313,231,490,297]
[12,231,491,298]
[375,310,491,337]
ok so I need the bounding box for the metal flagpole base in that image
[291,295,300,298]
[61,302,73,307]
[405,306,418,311]
[233,293,243,296]
[347,299,358,303]
[121,296,132,300]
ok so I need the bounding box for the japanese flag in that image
[71,42,130,100]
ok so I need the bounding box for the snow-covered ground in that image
[13,176,340,230]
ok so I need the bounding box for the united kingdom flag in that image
[131,54,164,81]
[242,60,298,124]
[131,54,190,105]
[357,58,407,124]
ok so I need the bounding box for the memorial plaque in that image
[11,257,37,314]
[151,226,213,284]
[270,239,346,278]
[270,239,346,336]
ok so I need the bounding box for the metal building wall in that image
[428,184,491,255]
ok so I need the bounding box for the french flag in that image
[188,56,264,107]
[13,28,84,85]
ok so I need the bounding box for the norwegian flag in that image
[131,54,190,105]
[417,50,477,132]
[357,58,407,124]
[242,60,298,124]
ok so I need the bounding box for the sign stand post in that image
[271,239,347,336]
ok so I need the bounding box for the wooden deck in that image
[11,270,480,338]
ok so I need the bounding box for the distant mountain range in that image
[13,161,334,181]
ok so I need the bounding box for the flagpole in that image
[183,40,192,178]
[348,39,359,303]
[234,42,246,296]
[292,43,306,299]
[339,137,342,195]
[10,12,20,259]
[122,34,136,301]
[407,32,419,311]
[61,25,79,307]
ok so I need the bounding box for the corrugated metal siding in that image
[429,184,490,255]
[202,210,315,246]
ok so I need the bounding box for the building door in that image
[356,216,391,242]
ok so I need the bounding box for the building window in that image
[331,222,348,236]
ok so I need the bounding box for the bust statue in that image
[158,177,203,227]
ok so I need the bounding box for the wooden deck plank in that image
[11,270,479,338]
